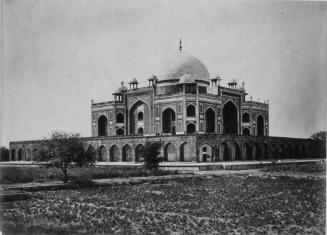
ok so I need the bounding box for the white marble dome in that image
[158,51,210,84]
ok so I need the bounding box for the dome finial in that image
[179,38,182,51]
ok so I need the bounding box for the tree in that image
[0,147,10,161]
[35,131,97,183]
[310,131,326,140]
[140,142,163,170]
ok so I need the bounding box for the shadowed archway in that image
[162,108,176,134]
[98,115,108,136]
[223,101,238,134]
[205,108,215,133]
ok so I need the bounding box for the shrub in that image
[140,142,163,170]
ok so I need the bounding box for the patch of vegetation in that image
[0,166,174,184]
[0,176,325,234]
[261,162,326,173]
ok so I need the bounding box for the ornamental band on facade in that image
[9,45,325,162]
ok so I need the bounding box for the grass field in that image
[0,175,325,234]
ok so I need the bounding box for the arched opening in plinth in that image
[200,144,214,162]
[11,149,15,161]
[135,144,145,162]
[255,143,263,160]
[122,145,133,162]
[205,108,215,133]
[25,148,31,161]
[220,142,230,161]
[223,101,238,134]
[98,145,107,162]
[233,142,241,161]
[162,108,176,134]
[109,145,119,162]
[294,145,301,158]
[164,143,177,161]
[301,145,306,158]
[243,143,252,160]
[287,145,294,158]
[18,148,23,161]
[180,142,192,162]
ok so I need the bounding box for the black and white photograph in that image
[0,0,326,234]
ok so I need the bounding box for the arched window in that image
[116,113,124,123]
[116,128,124,136]
[242,128,250,136]
[242,113,250,123]
[138,112,143,121]
[186,105,196,117]
[98,115,108,136]
[186,123,196,134]
[138,127,143,135]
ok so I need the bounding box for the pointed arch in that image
[129,100,149,135]
[223,101,238,134]
[205,108,215,133]
[116,113,124,123]
[255,143,263,160]
[109,145,120,162]
[242,112,250,123]
[232,142,241,161]
[116,128,124,136]
[200,144,215,162]
[162,108,176,134]
[122,145,133,162]
[25,148,32,161]
[186,123,196,134]
[164,143,177,161]
[186,104,196,117]
[242,128,250,136]
[220,142,230,161]
[98,145,107,162]
[243,142,252,160]
[180,142,193,162]
[11,149,15,161]
[18,148,23,161]
[98,115,108,136]
[135,144,145,162]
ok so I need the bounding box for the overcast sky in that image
[1,0,326,146]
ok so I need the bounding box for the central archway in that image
[205,108,215,133]
[98,115,108,136]
[25,148,31,161]
[129,101,149,135]
[18,149,23,161]
[162,108,176,134]
[223,101,238,134]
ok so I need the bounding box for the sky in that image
[1,0,326,147]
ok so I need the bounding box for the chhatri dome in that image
[157,40,210,84]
